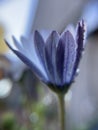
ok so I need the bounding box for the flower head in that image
[5,20,86,94]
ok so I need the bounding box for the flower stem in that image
[58,94,65,130]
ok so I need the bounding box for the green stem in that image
[58,94,65,130]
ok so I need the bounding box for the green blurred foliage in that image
[0,112,16,130]
[30,102,46,130]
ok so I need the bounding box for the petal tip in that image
[34,30,40,37]
[78,19,86,32]
[34,30,43,41]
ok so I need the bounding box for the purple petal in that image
[45,31,59,84]
[34,31,45,66]
[13,50,48,82]
[12,36,23,51]
[71,20,85,81]
[5,40,47,82]
[56,39,65,85]
[5,40,15,51]
[76,20,85,49]
[61,31,76,84]
[20,36,28,49]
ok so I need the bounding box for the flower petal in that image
[64,24,76,39]
[12,50,48,83]
[5,39,15,51]
[12,36,23,51]
[20,36,34,58]
[71,20,86,81]
[20,36,28,49]
[5,40,48,82]
[12,36,34,62]
[34,31,45,67]
[76,20,85,49]
[56,39,65,85]
[45,31,59,84]
[20,34,49,82]
[61,31,76,84]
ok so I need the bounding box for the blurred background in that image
[1,0,98,130]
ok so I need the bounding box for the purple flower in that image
[5,20,86,94]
